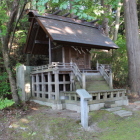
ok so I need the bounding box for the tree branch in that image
[8,1,27,54]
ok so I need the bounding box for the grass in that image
[3,105,140,140]
[89,110,140,140]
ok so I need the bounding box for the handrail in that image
[48,62,83,87]
[98,64,112,88]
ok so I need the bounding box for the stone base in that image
[31,98,129,112]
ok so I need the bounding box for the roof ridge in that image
[27,10,97,28]
[36,14,96,28]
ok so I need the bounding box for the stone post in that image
[76,89,92,129]
[16,65,32,101]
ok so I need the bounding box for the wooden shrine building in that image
[16,10,128,111]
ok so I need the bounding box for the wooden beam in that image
[53,10,62,15]
[49,38,51,64]
[81,19,87,22]
[89,19,99,23]
[31,25,40,53]
[62,12,70,17]
[35,40,49,45]
[72,15,79,19]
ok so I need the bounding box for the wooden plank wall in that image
[64,46,91,69]
[52,47,62,62]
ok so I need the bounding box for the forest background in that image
[0,0,139,108]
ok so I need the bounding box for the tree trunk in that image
[137,0,140,27]
[1,46,20,104]
[0,0,20,104]
[123,0,140,95]
[113,2,122,41]
[101,0,111,37]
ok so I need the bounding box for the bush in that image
[91,36,128,88]
[0,72,15,109]
[0,98,15,110]
[0,72,11,97]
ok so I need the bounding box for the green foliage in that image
[0,72,15,110]
[113,35,128,87]
[0,72,11,97]
[0,98,15,110]
[91,35,128,88]
[33,0,121,23]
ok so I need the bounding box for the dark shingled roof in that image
[24,10,118,54]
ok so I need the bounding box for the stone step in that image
[113,110,132,117]
[86,75,104,81]
[104,101,117,108]
[105,107,122,112]
[104,103,118,108]
[86,81,110,91]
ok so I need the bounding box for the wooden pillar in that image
[54,70,59,100]
[36,74,39,98]
[62,47,65,63]
[82,73,86,89]
[70,73,74,91]
[97,92,100,100]
[31,75,34,96]
[63,74,66,91]
[49,38,52,65]
[48,72,51,99]
[96,60,99,71]
[109,72,113,89]
[26,54,31,66]
[42,73,45,98]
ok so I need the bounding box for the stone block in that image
[104,101,117,108]
[89,103,104,110]
[104,107,122,112]
[113,110,132,117]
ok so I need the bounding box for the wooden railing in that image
[62,89,126,103]
[49,62,84,88]
[31,62,84,88]
[31,62,112,90]
[32,65,49,72]
[98,64,113,89]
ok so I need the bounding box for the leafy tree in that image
[0,0,29,104]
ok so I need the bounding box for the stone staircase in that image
[85,73,110,91]
[74,72,110,91]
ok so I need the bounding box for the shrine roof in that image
[24,10,118,55]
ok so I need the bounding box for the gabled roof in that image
[24,10,118,55]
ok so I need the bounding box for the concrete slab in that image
[105,107,122,112]
[113,110,132,117]
[134,101,140,104]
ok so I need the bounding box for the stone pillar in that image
[16,65,32,101]
[76,89,92,130]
